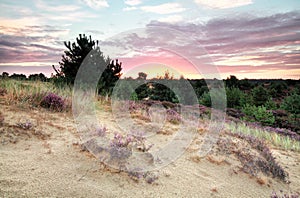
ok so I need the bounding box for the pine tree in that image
[98,59,123,95]
[53,34,122,95]
[252,85,269,106]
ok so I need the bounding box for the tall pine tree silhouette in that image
[53,34,122,95]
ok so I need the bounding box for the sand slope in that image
[0,104,299,197]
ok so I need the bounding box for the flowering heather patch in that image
[40,93,65,112]
[128,101,147,113]
[108,132,140,162]
[228,132,289,181]
[127,168,145,181]
[166,108,182,124]
[16,120,33,130]
[271,191,299,198]
[130,131,145,143]
[144,171,159,184]
[93,125,107,137]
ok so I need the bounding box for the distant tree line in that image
[0,72,47,81]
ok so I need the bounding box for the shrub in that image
[199,88,226,109]
[255,106,275,126]
[199,91,211,107]
[228,133,289,181]
[281,93,300,116]
[269,81,288,97]
[241,104,256,122]
[16,120,33,130]
[40,93,65,111]
[130,92,138,101]
[226,87,243,108]
[252,85,270,106]
[242,104,275,126]
[265,99,277,110]
[109,133,133,161]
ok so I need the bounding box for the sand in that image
[0,103,299,197]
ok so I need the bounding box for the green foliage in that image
[111,79,135,100]
[0,79,72,109]
[252,85,269,106]
[199,91,211,107]
[98,59,123,95]
[239,91,254,106]
[199,88,226,109]
[225,75,239,88]
[281,92,300,116]
[241,104,256,122]
[269,81,288,97]
[242,104,275,126]
[195,86,208,99]
[28,73,47,82]
[239,78,252,90]
[265,99,277,110]
[135,83,150,100]
[10,73,26,80]
[53,34,122,96]
[255,106,275,125]
[54,34,100,84]
[130,92,138,101]
[226,87,243,108]
[150,82,178,103]
[226,122,300,151]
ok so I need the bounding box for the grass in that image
[0,79,72,110]
[226,122,300,152]
[1,79,299,152]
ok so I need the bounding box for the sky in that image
[0,0,299,79]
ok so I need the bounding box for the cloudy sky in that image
[0,0,299,79]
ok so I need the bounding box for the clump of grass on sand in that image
[226,122,300,152]
[0,79,72,111]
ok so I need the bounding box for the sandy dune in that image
[0,103,299,197]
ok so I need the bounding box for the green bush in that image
[252,85,270,106]
[241,104,256,122]
[130,92,138,101]
[242,104,275,126]
[255,106,275,126]
[281,92,300,116]
[199,88,226,109]
[269,81,288,97]
[226,87,249,108]
[265,99,277,110]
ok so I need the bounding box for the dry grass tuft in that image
[197,127,207,135]
[130,113,151,122]
[256,177,267,185]
[0,88,7,96]
[190,155,203,163]
[157,129,173,135]
[206,155,228,165]
[211,187,218,193]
